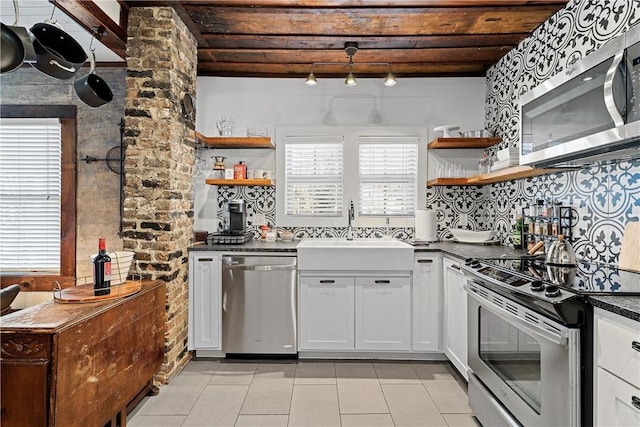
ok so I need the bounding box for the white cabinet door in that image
[299,276,355,350]
[596,367,640,427]
[443,257,468,379]
[355,276,411,351]
[412,254,442,352]
[594,308,640,424]
[188,252,221,350]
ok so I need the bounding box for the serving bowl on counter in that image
[279,231,294,241]
[449,228,496,243]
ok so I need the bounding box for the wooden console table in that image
[0,280,165,427]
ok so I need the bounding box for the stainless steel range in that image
[460,256,640,427]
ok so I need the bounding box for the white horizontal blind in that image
[358,136,418,216]
[284,136,343,217]
[0,118,62,273]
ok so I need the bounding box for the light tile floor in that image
[128,360,479,427]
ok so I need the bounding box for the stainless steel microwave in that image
[520,24,640,167]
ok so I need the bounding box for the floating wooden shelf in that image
[195,133,274,149]
[426,177,472,186]
[427,166,570,186]
[427,137,502,149]
[205,178,273,186]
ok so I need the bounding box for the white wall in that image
[193,77,486,231]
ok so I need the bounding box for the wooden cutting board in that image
[54,281,141,303]
[619,221,640,272]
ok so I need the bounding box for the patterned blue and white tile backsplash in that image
[475,0,640,264]
[426,159,640,264]
[210,0,640,266]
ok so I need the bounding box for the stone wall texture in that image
[124,6,197,383]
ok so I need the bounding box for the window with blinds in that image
[358,136,418,216]
[283,136,344,217]
[0,118,62,273]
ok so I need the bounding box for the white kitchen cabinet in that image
[596,367,640,426]
[443,256,468,379]
[298,276,355,350]
[188,252,222,350]
[594,307,640,426]
[412,254,442,352]
[355,276,411,351]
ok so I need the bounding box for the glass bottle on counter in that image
[512,215,523,249]
[536,199,544,216]
[93,237,111,296]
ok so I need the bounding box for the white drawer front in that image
[597,367,640,427]
[596,314,640,388]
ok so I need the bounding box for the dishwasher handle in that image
[225,263,296,271]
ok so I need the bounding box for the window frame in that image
[276,131,346,227]
[357,135,419,218]
[276,126,426,228]
[1,105,77,291]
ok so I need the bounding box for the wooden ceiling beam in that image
[201,34,529,49]
[197,61,488,76]
[51,0,127,58]
[180,1,566,7]
[187,6,562,35]
[198,46,511,64]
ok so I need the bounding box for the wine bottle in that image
[93,237,111,296]
[512,215,523,249]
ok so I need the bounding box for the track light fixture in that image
[305,42,397,87]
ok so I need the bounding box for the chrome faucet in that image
[346,201,355,240]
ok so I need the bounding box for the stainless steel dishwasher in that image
[222,255,297,355]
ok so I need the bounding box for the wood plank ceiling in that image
[55,0,568,78]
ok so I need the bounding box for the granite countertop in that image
[188,239,639,321]
[587,296,640,322]
[189,239,528,258]
[190,239,299,252]
[415,241,528,260]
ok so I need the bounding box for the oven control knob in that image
[464,258,475,266]
[544,284,561,297]
[471,261,482,269]
[530,280,545,292]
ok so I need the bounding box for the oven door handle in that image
[466,284,568,347]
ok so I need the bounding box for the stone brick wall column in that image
[123,6,196,383]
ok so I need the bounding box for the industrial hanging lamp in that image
[305,42,397,87]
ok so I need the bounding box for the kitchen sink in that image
[296,238,414,271]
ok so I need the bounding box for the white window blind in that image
[284,136,343,217]
[358,136,418,216]
[0,118,62,273]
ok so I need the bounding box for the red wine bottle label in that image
[104,261,111,281]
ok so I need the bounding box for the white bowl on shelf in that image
[433,125,460,138]
[449,228,496,243]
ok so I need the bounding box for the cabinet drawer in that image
[596,367,640,426]
[300,277,353,287]
[355,276,410,287]
[596,313,640,388]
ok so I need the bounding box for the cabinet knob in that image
[632,341,640,352]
